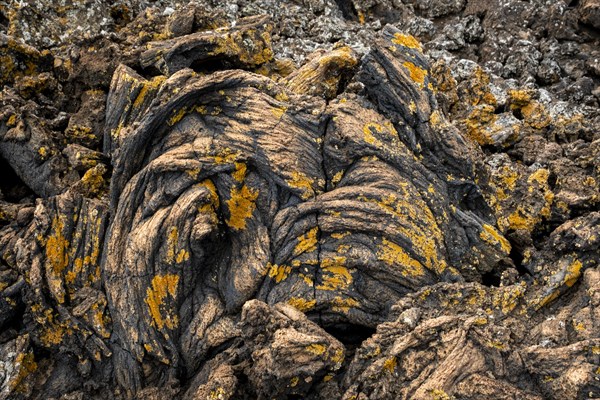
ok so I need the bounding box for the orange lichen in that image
[226,184,258,230]
[145,274,180,330]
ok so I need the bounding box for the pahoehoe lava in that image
[0,1,599,399]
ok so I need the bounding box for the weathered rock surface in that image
[0,0,599,399]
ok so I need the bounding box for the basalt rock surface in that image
[0,1,599,399]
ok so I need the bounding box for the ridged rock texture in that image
[0,1,599,399]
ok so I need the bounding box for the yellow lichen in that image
[522,102,551,130]
[378,238,425,277]
[286,171,315,200]
[564,257,582,287]
[330,296,359,313]
[80,166,106,197]
[267,263,292,283]
[402,61,428,88]
[391,33,422,51]
[306,343,327,356]
[46,215,69,303]
[330,348,344,365]
[232,162,247,182]
[358,10,366,24]
[429,111,443,128]
[35,308,73,347]
[492,285,525,314]
[271,106,287,118]
[429,389,452,400]
[226,184,258,230]
[317,257,352,291]
[209,387,226,399]
[287,297,316,311]
[46,216,69,274]
[527,168,549,185]
[145,274,180,330]
[480,224,511,254]
[294,227,319,256]
[573,320,585,331]
[7,114,17,127]
[38,146,48,159]
[168,107,188,126]
[165,227,190,264]
[133,75,165,108]
[464,105,498,146]
[331,231,351,239]
[10,352,37,392]
[508,89,533,106]
[383,356,397,373]
[505,206,536,231]
[360,192,447,274]
[201,179,220,208]
[331,170,344,185]
[363,122,384,145]
[409,100,417,113]
[297,272,313,286]
[487,340,506,350]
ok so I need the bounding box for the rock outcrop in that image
[0,1,599,399]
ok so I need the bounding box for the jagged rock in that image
[140,15,274,75]
[579,0,600,29]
